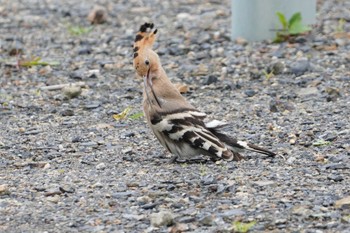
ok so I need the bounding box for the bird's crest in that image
[133,22,157,60]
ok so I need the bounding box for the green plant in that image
[336,18,346,33]
[313,139,332,147]
[274,12,311,42]
[232,221,256,233]
[113,108,144,121]
[68,25,93,36]
[19,56,59,67]
[262,69,274,80]
[129,112,144,120]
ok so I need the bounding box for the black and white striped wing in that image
[149,108,233,161]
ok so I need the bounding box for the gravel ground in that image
[1,0,350,232]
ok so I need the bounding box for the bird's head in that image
[133,23,160,77]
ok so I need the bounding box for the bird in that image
[132,22,276,162]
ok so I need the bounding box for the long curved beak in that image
[143,67,161,108]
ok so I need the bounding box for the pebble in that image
[201,175,217,185]
[87,5,108,24]
[335,196,350,209]
[84,102,101,109]
[150,211,174,227]
[63,85,82,99]
[198,215,213,226]
[327,174,343,182]
[61,109,74,116]
[59,185,75,194]
[244,89,256,97]
[203,75,218,85]
[218,209,246,217]
[253,181,275,187]
[296,87,319,96]
[96,162,106,170]
[290,59,310,76]
[0,184,10,195]
[141,202,158,210]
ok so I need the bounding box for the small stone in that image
[63,85,82,99]
[84,102,100,109]
[286,157,296,164]
[335,196,350,209]
[45,187,62,196]
[296,87,318,96]
[46,195,60,203]
[87,5,108,24]
[244,89,256,97]
[268,61,285,75]
[198,215,213,226]
[218,209,246,217]
[325,87,341,102]
[201,175,217,185]
[174,83,189,93]
[177,216,196,223]
[275,218,287,225]
[69,70,84,80]
[141,202,158,210]
[253,181,275,187]
[0,184,10,195]
[91,182,104,189]
[96,162,106,170]
[122,147,133,155]
[327,174,343,182]
[150,211,174,227]
[290,60,310,76]
[61,109,74,116]
[292,205,311,216]
[59,185,75,193]
[78,47,92,55]
[123,214,145,221]
[235,37,248,45]
[203,75,218,85]
[169,223,189,233]
[136,196,151,204]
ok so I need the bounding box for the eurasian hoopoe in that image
[133,23,276,162]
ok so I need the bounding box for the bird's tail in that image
[206,121,276,157]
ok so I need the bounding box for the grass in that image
[19,56,60,67]
[262,69,274,79]
[336,18,346,33]
[68,25,93,36]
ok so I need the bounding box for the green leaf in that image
[19,57,60,67]
[288,12,302,27]
[129,112,144,120]
[313,139,331,147]
[289,21,311,35]
[232,221,257,233]
[276,12,288,30]
[68,25,93,36]
[113,107,132,121]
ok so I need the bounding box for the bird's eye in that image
[145,59,150,65]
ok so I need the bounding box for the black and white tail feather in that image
[148,108,276,162]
